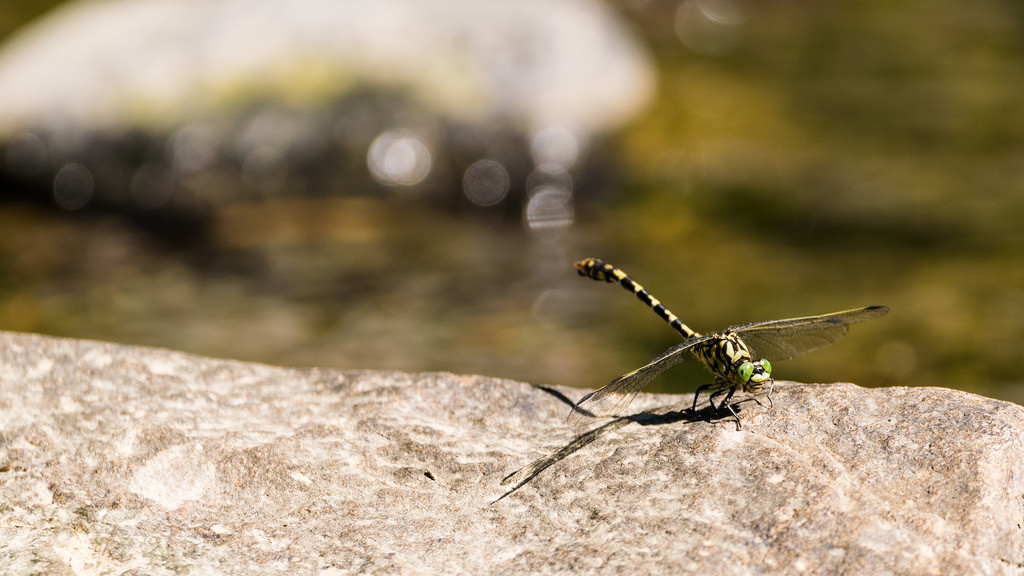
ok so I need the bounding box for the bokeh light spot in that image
[52,163,94,210]
[524,185,574,234]
[526,163,573,196]
[462,159,510,206]
[367,130,432,187]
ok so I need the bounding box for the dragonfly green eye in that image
[738,362,754,382]
[760,359,772,375]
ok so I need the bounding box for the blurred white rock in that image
[0,0,655,139]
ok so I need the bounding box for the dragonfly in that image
[568,258,889,429]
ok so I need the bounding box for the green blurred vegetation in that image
[1,0,1023,406]
[591,0,1024,403]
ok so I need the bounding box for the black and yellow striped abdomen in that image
[575,258,698,340]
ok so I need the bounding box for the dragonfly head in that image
[737,358,772,392]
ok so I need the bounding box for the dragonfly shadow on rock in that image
[535,385,580,409]
[493,402,709,504]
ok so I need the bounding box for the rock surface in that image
[1,331,1023,574]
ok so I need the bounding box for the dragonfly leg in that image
[752,389,774,409]
[691,383,716,412]
[723,402,742,431]
[710,387,741,430]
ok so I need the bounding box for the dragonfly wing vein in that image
[733,306,889,360]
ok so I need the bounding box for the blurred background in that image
[1,0,1022,405]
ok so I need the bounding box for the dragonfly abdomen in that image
[575,258,698,340]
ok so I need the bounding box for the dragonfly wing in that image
[732,305,889,361]
[567,335,713,426]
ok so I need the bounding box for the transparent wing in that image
[732,305,889,361]
[567,335,713,426]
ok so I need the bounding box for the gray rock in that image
[2,331,1023,574]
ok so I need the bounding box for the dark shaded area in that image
[0,167,214,249]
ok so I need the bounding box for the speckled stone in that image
[1,331,1022,574]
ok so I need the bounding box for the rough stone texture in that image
[1,331,1023,575]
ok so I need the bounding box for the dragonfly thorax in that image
[693,332,773,393]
